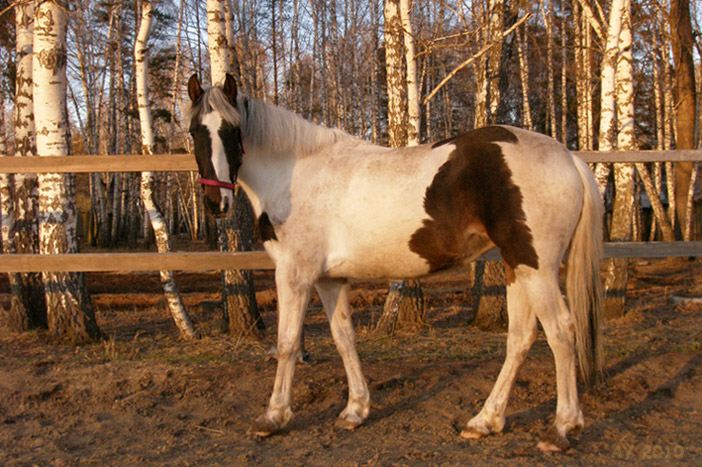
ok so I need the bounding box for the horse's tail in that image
[567,155,605,387]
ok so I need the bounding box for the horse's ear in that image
[223,73,238,105]
[188,74,203,103]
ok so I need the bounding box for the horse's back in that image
[281,125,585,280]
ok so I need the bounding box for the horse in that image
[186,73,604,452]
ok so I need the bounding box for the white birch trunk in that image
[684,163,699,241]
[379,0,424,333]
[1,92,12,254]
[207,0,262,337]
[517,24,533,130]
[595,0,626,196]
[6,1,45,330]
[575,3,590,148]
[34,0,100,342]
[400,0,419,145]
[136,0,195,339]
[384,0,407,146]
[207,0,230,85]
[487,0,504,121]
[540,0,557,137]
[604,0,635,318]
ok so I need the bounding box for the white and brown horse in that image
[186,74,604,451]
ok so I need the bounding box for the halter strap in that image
[199,177,238,191]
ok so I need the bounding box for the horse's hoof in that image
[536,426,570,452]
[248,415,280,438]
[460,425,491,440]
[335,413,363,430]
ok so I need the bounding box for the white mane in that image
[237,96,361,159]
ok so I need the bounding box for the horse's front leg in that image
[316,278,370,429]
[249,265,312,437]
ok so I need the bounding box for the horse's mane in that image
[238,95,360,158]
[187,85,360,159]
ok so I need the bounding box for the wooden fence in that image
[1,150,701,273]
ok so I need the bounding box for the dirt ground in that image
[1,256,701,466]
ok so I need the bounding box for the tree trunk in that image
[604,0,634,318]
[0,90,20,327]
[400,0,419,145]
[516,23,532,130]
[207,0,261,338]
[377,0,424,334]
[136,0,196,339]
[6,1,46,330]
[471,261,507,331]
[594,0,626,196]
[207,0,230,85]
[669,0,697,239]
[471,0,514,331]
[541,0,557,137]
[34,0,100,343]
[217,190,264,337]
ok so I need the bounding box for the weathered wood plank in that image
[0,154,198,173]
[0,251,275,273]
[2,150,702,174]
[0,242,698,273]
[574,150,702,163]
[603,241,702,259]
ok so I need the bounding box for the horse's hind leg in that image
[462,276,537,439]
[519,270,584,452]
[316,278,370,429]
[249,265,312,437]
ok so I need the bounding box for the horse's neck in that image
[237,149,294,225]
[237,98,357,224]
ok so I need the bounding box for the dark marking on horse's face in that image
[219,121,243,181]
[189,119,223,213]
[410,126,539,273]
[258,212,278,242]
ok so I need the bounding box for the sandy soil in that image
[1,258,701,465]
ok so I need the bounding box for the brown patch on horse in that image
[410,126,539,273]
[504,264,516,285]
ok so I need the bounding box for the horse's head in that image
[187,73,244,217]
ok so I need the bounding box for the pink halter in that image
[199,177,238,191]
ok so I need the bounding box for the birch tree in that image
[34,0,100,343]
[574,1,594,150]
[516,22,533,130]
[136,0,196,339]
[4,0,46,330]
[471,0,515,331]
[400,0,419,145]
[377,0,425,334]
[540,0,557,137]
[0,88,14,324]
[594,0,625,195]
[207,0,263,337]
[604,0,634,318]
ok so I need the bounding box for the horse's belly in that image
[324,246,431,280]
[323,214,432,280]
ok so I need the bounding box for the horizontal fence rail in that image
[1,152,701,274]
[0,243,699,273]
[2,150,702,174]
